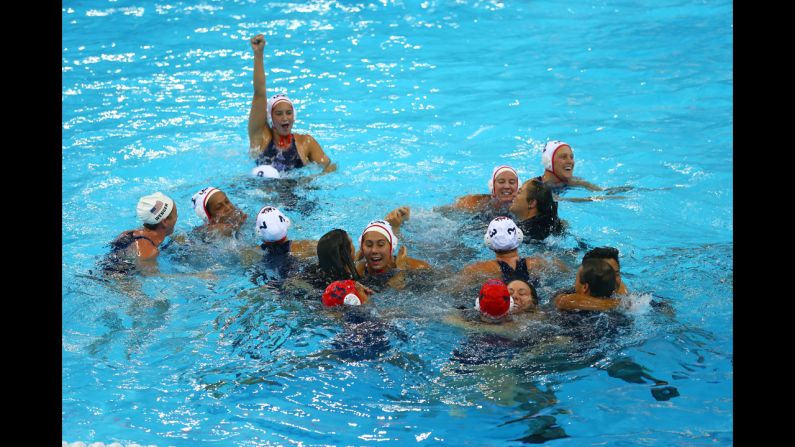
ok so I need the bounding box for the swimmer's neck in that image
[270,131,293,148]
[542,170,569,186]
[262,236,289,246]
[137,227,168,246]
[494,249,520,261]
[512,205,538,221]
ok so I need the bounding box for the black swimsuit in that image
[496,257,541,291]
[496,258,530,283]
[251,240,299,285]
[255,135,305,172]
[100,231,157,275]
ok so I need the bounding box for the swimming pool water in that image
[62,0,732,445]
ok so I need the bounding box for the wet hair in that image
[583,246,620,270]
[508,278,539,305]
[525,178,557,218]
[516,179,564,239]
[579,258,616,298]
[317,229,361,281]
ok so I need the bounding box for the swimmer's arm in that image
[385,206,410,232]
[442,312,473,330]
[304,135,337,173]
[527,256,570,273]
[448,263,493,293]
[452,194,489,211]
[290,239,318,260]
[239,246,263,267]
[136,260,217,280]
[554,293,620,311]
[570,178,603,191]
[557,195,627,203]
[395,246,432,270]
[248,34,270,154]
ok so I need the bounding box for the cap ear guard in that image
[343,294,362,306]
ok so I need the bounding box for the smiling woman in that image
[452,165,520,214]
[247,34,336,174]
[538,140,601,191]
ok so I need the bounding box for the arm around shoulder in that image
[554,293,620,312]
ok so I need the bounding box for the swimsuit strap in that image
[132,234,158,248]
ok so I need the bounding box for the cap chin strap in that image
[276,133,293,147]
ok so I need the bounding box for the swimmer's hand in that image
[251,34,266,53]
[385,206,410,230]
[354,281,375,301]
[322,162,337,173]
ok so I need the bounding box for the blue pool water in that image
[62,0,732,445]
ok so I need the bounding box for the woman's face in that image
[507,279,535,312]
[206,192,247,227]
[271,102,295,136]
[552,145,575,181]
[493,171,519,204]
[509,181,535,216]
[361,232,393,271]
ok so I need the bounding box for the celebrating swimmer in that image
[190,187,248,239]
[453,165,521,214]
[537,140,602,192]
[100,192,178,275]
[247,34,337,174]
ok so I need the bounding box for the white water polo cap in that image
[360,219,398,255]
[266,93,295,127]
[542,140,571,172]
[256,205,291,242]
[484,216,524,251]
[190,187,221,223]
[251,164,281,179]
[136,192,175,225]
[488,165,520,195]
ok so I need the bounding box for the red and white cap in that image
[542,140,571,173]
[255,205,291,242]
[484,216,524,252]
[191,187,221,223]
[136,192,175,225]
[487,165,520,196]
[322,280,365,307]
[475,279,514,319]
[360,219,398,255]
[267,93,295,127]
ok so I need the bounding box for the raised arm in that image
[384,206,410,232]
[248,34,270,155]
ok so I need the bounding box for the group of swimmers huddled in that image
[99,34,646,329]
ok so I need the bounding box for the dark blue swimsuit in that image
[100,231,157,275]
[496,258,541,290]
[255,136,305,172]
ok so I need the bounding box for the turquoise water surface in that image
[62,1,732,445]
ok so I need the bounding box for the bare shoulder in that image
[135,239,160,261]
